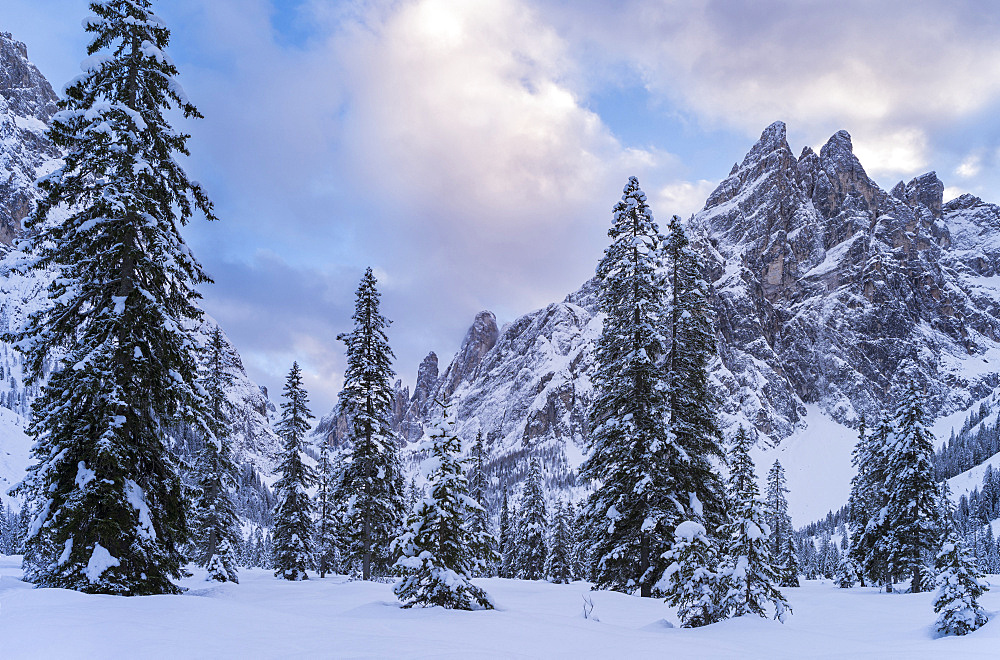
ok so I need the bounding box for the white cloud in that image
[655,180,719,220]
[956,153,983,179]
[850,127,929,177]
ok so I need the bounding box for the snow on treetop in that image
[674,520,706,541]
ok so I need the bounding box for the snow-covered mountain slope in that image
[0,31,58,245]
[694,121,1000,441]
[0,30,281,498]
[317,121,1000,517]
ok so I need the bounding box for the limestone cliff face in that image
[695,121,1000,438]
[0,32,60,244]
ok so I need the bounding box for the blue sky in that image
[5,0,1000,415]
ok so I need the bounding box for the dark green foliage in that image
[467,431,496,577]
[499,491,516,578]
[516,458,548,580]
[934,533,989,636]
[780,536,800,588]
[884,378,939,593]
[314,438,339,578]
[272,362,316,581]
[663,216,727,535]
[546,500,574,584]
[719,427,789,622]
[660,520,723,627]
[580,177,674,597]
[849,416,892,590]
[8,0,215,595]
[392,402,494,610]
[334,268,405,579]
[191,327,241,583]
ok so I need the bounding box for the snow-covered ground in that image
[753,405,857,526]
[2,555,999,659]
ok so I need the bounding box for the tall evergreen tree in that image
[272,362,316,581]
[546,500,574,584]
[765,460,792,562]
[499,491,516,579]
[335,268,405,579]
[663,215,727,535]
[467,430,495,577]
[191,327,241,583]
[516,458,548,580]
[392,402,494,610]
[779,536,800,588]
[580,177,674,597]
[7,0,214,595]
[884,378,939,593]
[849,415,893,590]
[314,438,339,578]
[719,427,789,622]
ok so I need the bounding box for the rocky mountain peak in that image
[0,32,58,121]
[437,311,498,400]
[0,31,61,244]
[894,171,945,218]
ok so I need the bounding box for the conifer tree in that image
[663,216,727,535]
[719,427,790,621]
[933,533,989,636]
[835,554,858,588]
[335,268,405,579]
[499,492,515,579]
[546,500,574,584]
[516,458,548,580]
[314,438,339,578]
[467,430,495,577]
[660,520,723,627]
[8,0,214,595]
[779,536,800,588]
[392,402,494,610]
[766,460,792,562]
[849,416,893,590]
[884,378,939,593]
[580,177,674,597]
[191,327,241,583]
[272,362,316,580]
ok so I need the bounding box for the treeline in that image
[933,399,1000,481]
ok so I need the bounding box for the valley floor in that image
[1,555,999,659]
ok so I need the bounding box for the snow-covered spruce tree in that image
[467,430,496,577]
[849,415,892,590]
[392,401,494,610]
[659,520,723,628]
[546,500,574,584]
[933,533,989,636]
[580,177,674,597]
[191,327,241,583]
[719,427,790,621]
[835,554,858,589]
[272,362,316,581]
[663,215,727,535]
[6,0,215,595]
[499,491,516,579]
[516,458,548,580]
[314,438,339,578]
[779,536,800,588]
[765,460,792,564]
[884,378,939,593]
[335,268,405,580]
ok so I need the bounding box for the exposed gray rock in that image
[0,32,59,244]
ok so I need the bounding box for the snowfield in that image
[2,556,999,659]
